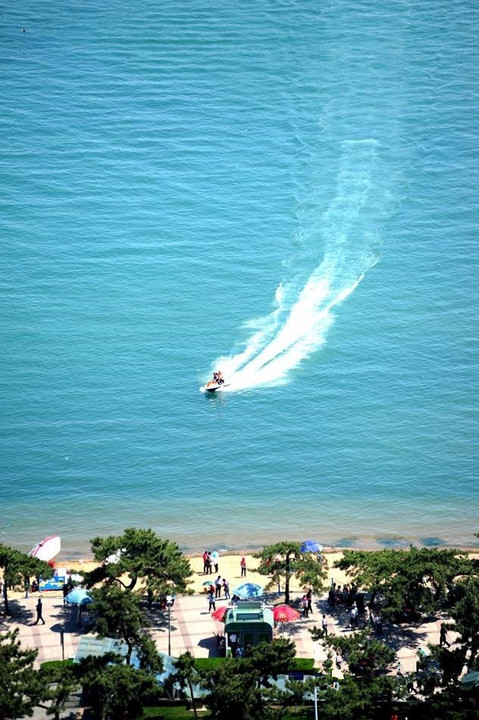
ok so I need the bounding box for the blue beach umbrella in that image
[65,587,93,606]
[232,582,263,599]
[300,540,323,554]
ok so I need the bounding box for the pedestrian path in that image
[2,584,451,677]
[3,588,325,666]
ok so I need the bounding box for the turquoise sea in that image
[1,0,478,559]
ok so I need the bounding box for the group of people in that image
[212,371,224,385]
[301,589,314,617]
[202,551,246,578]
[202,550,219,575]
[205,575,230,601]
[328,580,359,608]
[327,579,383,633]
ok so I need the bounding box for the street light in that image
[166,595,173,656]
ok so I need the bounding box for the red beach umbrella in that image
[211,606,230,622]
[273,605,300,623]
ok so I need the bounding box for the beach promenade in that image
[2,552,450,676]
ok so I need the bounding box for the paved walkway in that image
[2,585,452,675]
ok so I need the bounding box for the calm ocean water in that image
[1,0,478,559]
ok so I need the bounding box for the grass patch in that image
[193,657,224,671]
[290,658,315,673]
[142,706,209,719]
[40,659,75,670]
[141,705,312,719]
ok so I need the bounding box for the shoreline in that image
[6,547,479,601]
[50,542,479,566]
[45,546,479,597]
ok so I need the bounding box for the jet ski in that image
[205,371,228,392]
[205,381,228,392]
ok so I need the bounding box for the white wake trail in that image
[205,139,383,391]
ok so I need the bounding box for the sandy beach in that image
[7,547,478,601]
[37,549,350,599]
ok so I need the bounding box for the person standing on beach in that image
[34,597,45,625]
[202,551,209,574]
[240,557,247,577]
[215,575,222,598]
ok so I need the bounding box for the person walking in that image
[240,557,247,577]
[302,594,309,618]
[350,604,358,629]
[34,597,45,625]
[306,589,313,615]
[321,614,328,636]
[440,622,451,647]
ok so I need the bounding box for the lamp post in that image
[166,595,172,656]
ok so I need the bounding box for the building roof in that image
[224,601,274,629]
[73,634,176,685]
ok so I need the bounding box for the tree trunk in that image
[2,576,9,615]
[285,552,292,605]
[188,679,199,719]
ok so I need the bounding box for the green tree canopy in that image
[449,576,479,670]
[334,547,470,620]
[317,630,396,679]
[37,663,80,720]
[0,629,45,720]
[199,639,298,720]
[0,543,53,615]
[254,540,327,604]
[309,630,402,720]
[89,583,151,667]
[78,653,161,720]
[84,527,192,602]
[172,651,200,719]
[243,638,297,688]
[201,661,262,720]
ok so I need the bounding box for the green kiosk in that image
[224,601,274,656]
